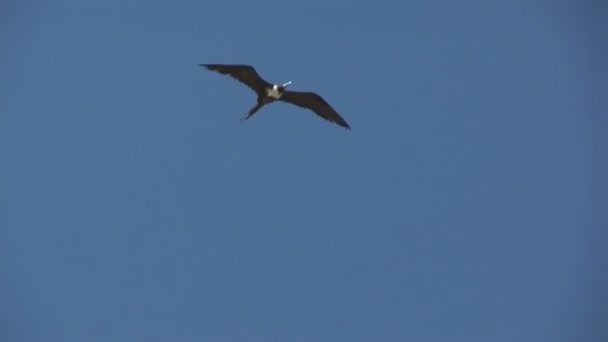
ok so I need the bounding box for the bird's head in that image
[279,81,292,90]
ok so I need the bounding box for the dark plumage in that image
[200,64,351,130]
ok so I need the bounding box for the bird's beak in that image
[282,81,292,87]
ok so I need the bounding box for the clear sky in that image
[1,0,606,341]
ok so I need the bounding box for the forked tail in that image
[241,102,264,121]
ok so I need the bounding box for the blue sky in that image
[1,0,606,341]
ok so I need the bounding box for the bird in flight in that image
[200,64,351,130]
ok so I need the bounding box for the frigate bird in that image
[200,64,351,130]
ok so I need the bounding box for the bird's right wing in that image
[200,64,272,93]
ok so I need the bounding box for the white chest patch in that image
[266,86,283,99]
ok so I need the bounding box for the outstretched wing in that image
[279,90,351,130]
[200,64,272,94]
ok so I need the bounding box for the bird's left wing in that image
[279,91,351,130]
